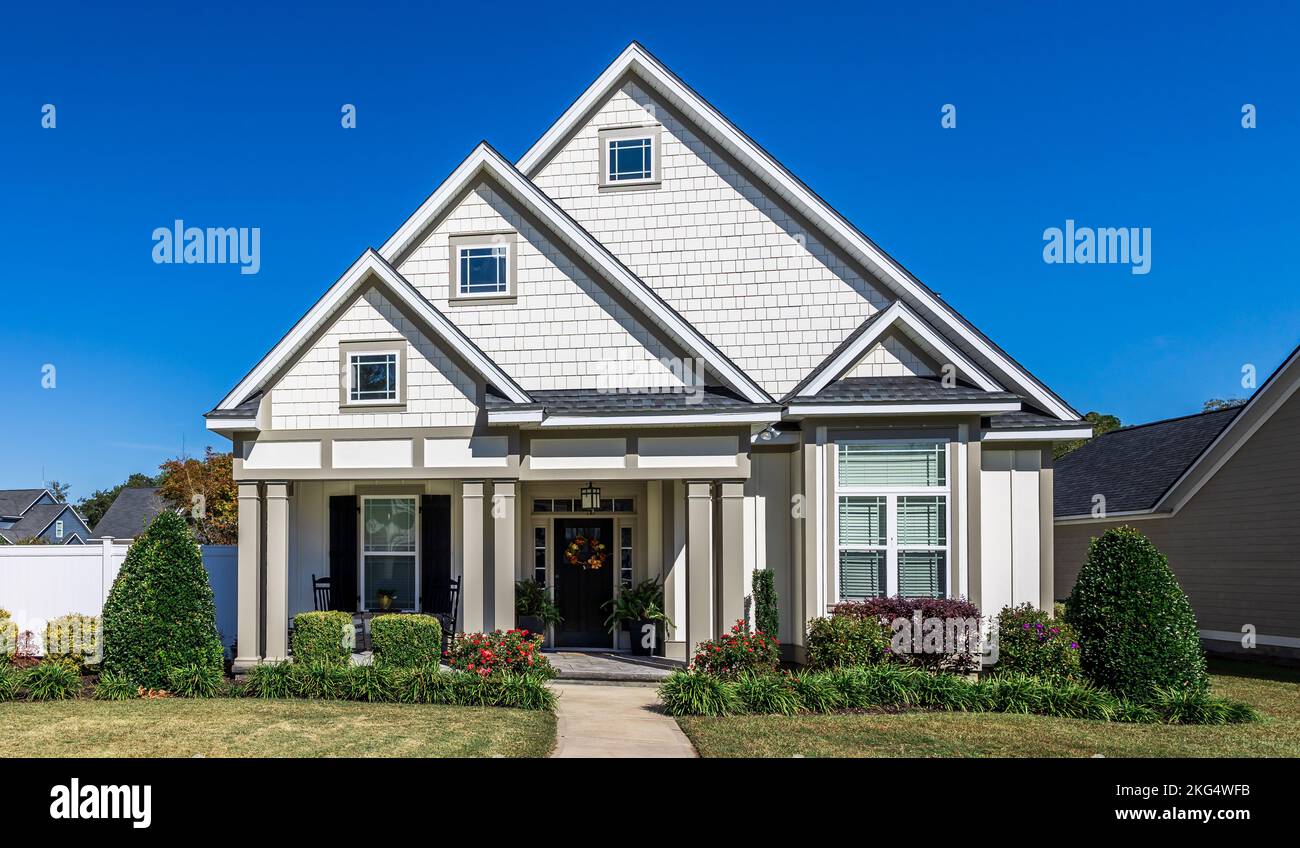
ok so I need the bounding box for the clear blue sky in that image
[2,1,1298,501]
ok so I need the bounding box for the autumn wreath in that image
[564,535,608,570]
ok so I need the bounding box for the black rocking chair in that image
[312,574,333,612]
[432,576,461,659]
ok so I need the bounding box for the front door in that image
[553,518,614,648]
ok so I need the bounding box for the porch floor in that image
[545,651,683,682]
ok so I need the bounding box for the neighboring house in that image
[89,487,170,541]
[205,43,1090,671]
[0,488,92,545]
[1055,344,1300,660]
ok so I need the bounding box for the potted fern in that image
[602,578,673,656]
[515,579,562,641]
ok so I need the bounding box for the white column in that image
[264,482,290,663]
[233,482,262,671]
[491,480,516,631]
[686,480,715,657]
[718,481,745,631]
[663,481,687,660]
[461,481,485,633]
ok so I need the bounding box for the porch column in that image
[263,482,291,663]
[233,482,262,672]
[663,480,687,660]
[686,481,715,657]
[461,481,485,633]
[491,480,516,631]
[718,481,745,631]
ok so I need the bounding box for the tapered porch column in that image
[233,482,262,672]
[718,481,745,631]
[461,482,485,633]
[686,481,715,657]
[263,482,291,663]
[491,480,516,631]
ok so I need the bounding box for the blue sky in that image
[2,1,1298,500]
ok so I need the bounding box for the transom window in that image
[531,498,633,514]
[457,244,508,295]
[836,441,950,601]
[361,496,417,612]
[607,136,653,182]
[348,351,398,404]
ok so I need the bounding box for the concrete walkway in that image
[546,651,682,682]
[550,682,697,758]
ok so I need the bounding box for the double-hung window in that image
[835,440,949,600]
[347,351,399,404]
[361,496,418,611]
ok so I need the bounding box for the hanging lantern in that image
[580,481,601,512]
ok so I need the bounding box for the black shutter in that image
[421,494,452,614]
[329,495,359,612]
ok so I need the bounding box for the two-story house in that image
[0,488,92,545]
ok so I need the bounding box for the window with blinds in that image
[835,440,950,601]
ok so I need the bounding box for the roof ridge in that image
[1108,405,1243,435]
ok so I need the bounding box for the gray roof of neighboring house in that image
[795,375,1021,405]
[2,503,84,542]
[485,386,781,415]
[91,487,169,539]
[0,488,51,518]
[1054,407,1242,518]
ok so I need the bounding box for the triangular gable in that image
[784,302,1002,400]
[518,43,1076,420]
[844,332,939,380]
[211,249,531,415]
[378,142,772,405]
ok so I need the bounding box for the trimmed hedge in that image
[291,611,355,665]
[371,614,443,668]
[101,511,224,689]
[994,603,1081,680]
[806,614,891,670]
[1065,526,1209,701]
[752,570,779,640]
[657,666,1257,725]
[829,596,982,671]
[43,614,101,665]
[0,608,16,658]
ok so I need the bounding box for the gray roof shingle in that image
[91,488,169,539]
[1054,407,1241,517]
[797,375,1021,405]
[486,386,780,415]
[986,411,1088,430]
[0,488,51,517]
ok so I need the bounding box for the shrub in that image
[394,663,454,704]
[1150,687,1258,726]
[43,614,102,666]
[658,670,741,717]
[291,611,355,665]
[0,608,17,659]
[690,619,780,677]
[347,664,400,702]
[244,661,295,698]
[93,672,139,701]
[1065,526,1209,701]
[291,661,352,700]
[446,630,554,677]
[735,672,800,715]
[830,596,981,671]
[995,603,1081,680]
[23,659,82,701]
[167,662,225,698]
[0,664,20,700]
[787,671,845,713]
[752,570,779,639]
[101,511,224,689]
[490,671,557,711]
[806,614,891,670]
[371,614,443,668]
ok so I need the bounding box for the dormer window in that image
[339,341,407,409]
[598,126,661,190]
[449,231,517,302]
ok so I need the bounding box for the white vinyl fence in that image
[0,538,236,655]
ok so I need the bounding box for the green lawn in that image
[675,660,1300,758]
[0,699,556,758]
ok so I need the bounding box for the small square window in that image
[608,137,653,182]
[458,245,508,295]
[348,352,399,403]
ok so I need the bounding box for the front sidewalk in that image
[550,682,696,758]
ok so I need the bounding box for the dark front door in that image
[554,518,614,648]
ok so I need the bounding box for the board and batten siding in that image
[1055,390,1300,649]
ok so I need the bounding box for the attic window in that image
[598,126,661,189]
[55,520,64,540]
[348,352,399,403]
[449,232,517,302]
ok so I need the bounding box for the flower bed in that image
[445,629,555,678]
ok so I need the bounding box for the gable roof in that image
[209,249,533,417]
[91,487,169,540]
[1054,407,1241,519]
[0,488,54,518]
[3,503,87,541]
[518,42,1077,421]
[378,142,773,405]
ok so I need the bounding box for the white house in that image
[205,43,1089,670]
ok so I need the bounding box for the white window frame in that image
[55,519,64,540]
[456,243,509,297]
[359,495,419,612]
[606,136,655,183]
[598,126,661,189]
[833,438,951,600]
[531,522,549,586]
[346,349,400,405]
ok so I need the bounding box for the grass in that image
[0,698,555,758]
[675,659,1300,758]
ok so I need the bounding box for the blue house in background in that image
[0,488,92,545]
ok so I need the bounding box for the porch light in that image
[580,481,601,512]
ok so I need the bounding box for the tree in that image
[1203,398,1248,411]
[1053,411,1122,459]
[77,472,164,529]
[45,480,71,503]
[101,510,224,688]
[157,449,236,544]
[1064,526,1208,702]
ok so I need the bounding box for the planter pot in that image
[517,615,546,640]
[629,619,658,656]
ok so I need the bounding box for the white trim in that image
[1200,629,1300,649]
[8,489,56,517]
[538,410,781,427]
[487,409,546,425]
[1054,509,1169,525]
[797,302,1002,398]
[981,427,1093,442]
[345,348,401,405]
[213,249,532,411]
[62,532,85,545]
[359,494,420,613]
[375,143,772,405]
[517,44,1076,421]
[206,416,258,431]
[787,401,1021,417]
